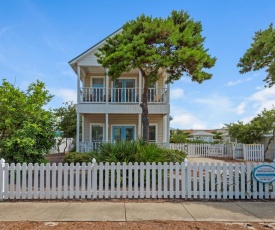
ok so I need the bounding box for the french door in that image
[113,79,135,102]
[92,78,104,102]
[112,126,135,142]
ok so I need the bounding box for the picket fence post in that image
[91,158,97,199]
[0,158,5,199]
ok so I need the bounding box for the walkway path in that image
[187,157,227,164]
[0,201,274,222]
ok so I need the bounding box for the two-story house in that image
[69,30,171,152]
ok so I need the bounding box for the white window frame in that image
[112,77,137,88]
[149,123,158,143]
[90,123,105,143]
[90,76,105,87]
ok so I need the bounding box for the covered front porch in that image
[76,113,170,152]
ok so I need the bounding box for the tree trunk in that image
[264,128,275,157]
[63,138,68,154]
[140,75,149,142]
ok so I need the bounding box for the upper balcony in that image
[73,65,170,114]
[77,86,170,114]
[80,87,168,104]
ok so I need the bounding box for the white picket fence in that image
[170,143,265,161]
[170,143,230,157]
[1,160,275,200]
[243,144,264,161]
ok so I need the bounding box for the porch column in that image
[82,115,84,142]
[77,65,81,103]
[167,82,170,104]
[105,113,109,142]
[163,115,167,143]
[76,112,80,152]
[106,68,109,104]
[138,113,141,138]
[138,70,142,103]
[166,114,170,148]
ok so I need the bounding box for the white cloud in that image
[226,77,252,86]
[248,87,275,113]
[170,88,184,99]
[193,95,233,113]
[50,88,77,103]
[179,77,192,83]
[227,79,242,86]
[236,102,246,115]
[170,106,207,129]
[255,86,263,90]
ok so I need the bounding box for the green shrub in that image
[64,152,92,164]
[89,140,186,163]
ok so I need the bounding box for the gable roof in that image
[68,28,122,65]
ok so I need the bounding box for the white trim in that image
[167,83,170,104]
[111,77,137,88]
[69,28,122,65]
[166,114,170,148]
[90,123,105,143]
[76,113,80,152]
[110,124,137,142]
[77,65,80,103]
[163,115,167,143]
[138,71,142,103]
[149,123,158,143]
[105,114,109,142]
[90,76,105,87]
[82,115,84,142]
[106,69,109,105]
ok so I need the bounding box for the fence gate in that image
[187,144,224,157]
[233,144,244,159]
[243,144,264,161]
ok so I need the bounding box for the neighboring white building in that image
[188,131,214,143]
[50,138,74,154]
[69,30,171,152]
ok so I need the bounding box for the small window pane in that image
[92,78,103,86]
[92,125,103,142]
[149,125,156,142]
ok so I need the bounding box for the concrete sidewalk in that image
[0,201,274,222]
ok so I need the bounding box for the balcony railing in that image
[81,87,106,103]
[147,88,167,103]
[110,88,138,103]
[80,87,167,104]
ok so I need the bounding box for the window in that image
[149,125,157,142]
[90,124,104,142]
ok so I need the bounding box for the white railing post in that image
[0,158,5,198]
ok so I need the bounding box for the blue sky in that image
[1,0,275,129]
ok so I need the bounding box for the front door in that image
[113,79,135,102]
[112,126,135,142]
